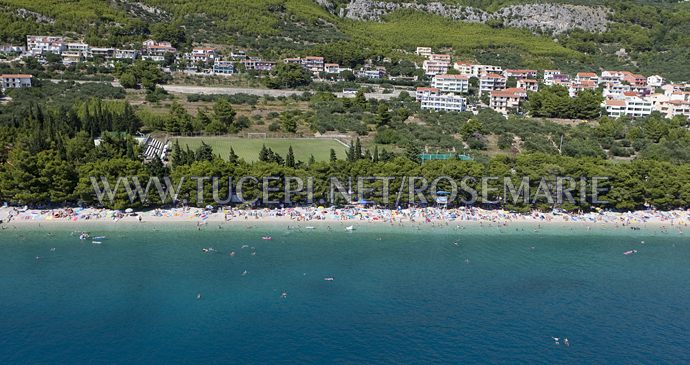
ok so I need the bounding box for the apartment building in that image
[420,93,467,112]
[517,79,539,92]
[212,61,235,75]
[241,59,275,71]
[576,72,599,84]
[504,69,537,79]
[429,54,452,63]
[416,87,439,101]
[422,60,450,76]
[325,63,340,74]
[114,49,139,60]
[431,74,470,93]
[453,62,503,77]
[189,47,217,63]
[489,88,527,114]
[26,35,66,55]
[90,47,115,59]
[568,80,597,97]
[604,96,653,118]
[0,74,33,90]
[543,70,561,85]
[141,40,176,61]
[623,73,647,88]
[479,73,507,95]
[415,47,432,57]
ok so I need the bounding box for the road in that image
[160,85,404,100]
[47,79,404,100]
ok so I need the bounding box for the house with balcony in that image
[188,47,217,64]
[422,60,450,76]
[416,87,439,101]
[141,40,176,62]
[429,54,451,63]
[415,47,432,57]
[479,73,507,95]
[517,79,539,92]
[453,62,503,77]
[604,96,653,118]
[420,93,467,112]
[543,70,561,85]
[90,47,115,59]
[623,73,647,88]
[431,74,469,94]
[27,35,66,55]
[489,88,528,114]
[504,69,537,79]
[576,72,599,84]
[1,74,33,91]
[114,49,139,60]
[568,80,598,97]
[325,63,340,74]
[212,61,235,75]
[647,75,664,88]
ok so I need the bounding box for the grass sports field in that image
[175,137,347,162]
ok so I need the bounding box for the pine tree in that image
[259,144,269,162]
[195,141,214,162]
[228,147,239,165]
[285,145,295,168]
[330,148,337,162]
[308,154,315,166]
[347,140,355,162]
[373,145,379,162]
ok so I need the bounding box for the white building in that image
[114,49,139,60]
[415,87,439,101]
[189,47,217,63]
[479,73,506,95]
[415,47,432,57]
[420,93,467,112]
[1,74,33,90]
[647,75,664,87]
[517,79,539,92]
[27,35,66,55]
[422,60,450,76]
[489,88,527,114]
[604,96,653,118]
[453,62,502,77]
[543,70,561,85]
[90,47,115,59]
[431,74,469,93]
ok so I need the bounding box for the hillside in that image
[0,0,688,80]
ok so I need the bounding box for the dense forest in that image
[1,0,689,80]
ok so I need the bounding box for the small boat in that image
[345,225,354,231]
[623,249,638,255]
[324,277,334,281]
[305,226,315,230]
[94,236,106,240]
[262,236,272,240]
[92,241,102,245]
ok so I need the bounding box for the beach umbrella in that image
[125,208,134,213]
[206,205,214,210]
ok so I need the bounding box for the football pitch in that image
[175,137,347,162]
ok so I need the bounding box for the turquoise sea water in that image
[1,223,689,364]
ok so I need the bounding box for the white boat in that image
[345,225,354,231]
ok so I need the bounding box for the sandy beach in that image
[2,206,689,231]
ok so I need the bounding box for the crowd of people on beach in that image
[2,204,690,228]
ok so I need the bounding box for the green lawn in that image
[176,137,347,162]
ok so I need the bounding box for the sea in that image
[1,222,689,364]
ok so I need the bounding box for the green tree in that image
[285,146,296,168]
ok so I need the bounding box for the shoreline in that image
[2,206,688,232]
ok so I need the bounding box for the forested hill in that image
[0,0,688,80]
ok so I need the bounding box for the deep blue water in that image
[1,223,689,364]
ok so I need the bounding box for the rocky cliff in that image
[329,0,611,34]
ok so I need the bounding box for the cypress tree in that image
[286,145,295,168]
